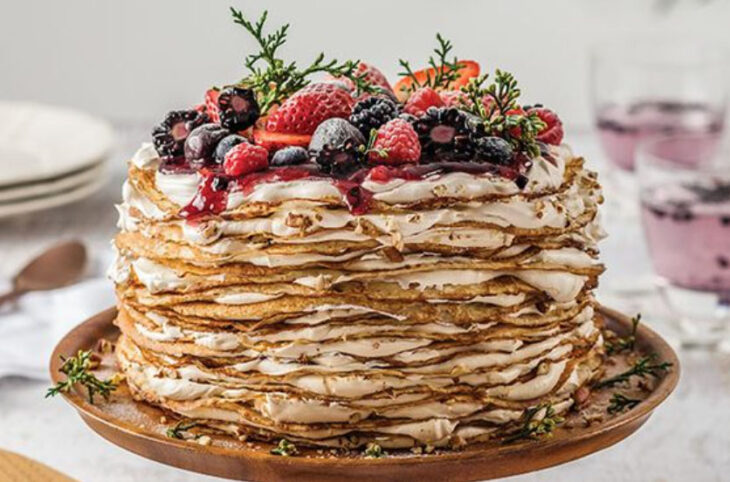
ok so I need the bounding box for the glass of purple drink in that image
[591,40,727,172]
[638,133,730,346]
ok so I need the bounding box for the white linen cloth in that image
[0,239,116,382]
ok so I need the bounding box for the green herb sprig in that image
[270,438,298,456]
[605,314,641,355]
[359,128,388,160]
[397,34,465,95]
[503,403,564,444]
[166,421,200,440]
[363,442,386,458]
[230,8,375,114]
[594,354,672,389]
[459,70,546,158]
[46,350,117,405]
[607,393,641,414]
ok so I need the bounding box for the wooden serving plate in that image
[50,306,679,482]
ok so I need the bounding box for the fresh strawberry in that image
[223,142,269,176]
[440,90,469,108]
[368,118,421,165]
[265,83,355,135]
[394,60,480,102]
[205,88,220,123]
[528,107,564,145]
[403,87,444,116]
[253,129,312,152]
[327,62,394,94]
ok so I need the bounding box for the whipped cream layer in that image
[112,140,606,449]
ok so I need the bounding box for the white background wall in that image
[2,0,728,130]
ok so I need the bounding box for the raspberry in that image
[403,87,444,116]
[368,118,421,165]
[266,83,355,135]
[204,88,221,123]
[440,90,469,108]
[223,142,269,176]
[529,107,564,145]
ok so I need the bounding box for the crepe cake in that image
[110,10,606,451]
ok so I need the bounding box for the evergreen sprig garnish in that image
[270,438,299,456]
[166,421,200,440]
[459,70,546,158]
[363,442,386,458]
[46,350,117,404]
[359,128,388,159]
[594,354,672,389]
[398,34,465,95]
[503,403,564,444]
[605,314,641,355]
[607,393,641,414]
[230,7,376,114]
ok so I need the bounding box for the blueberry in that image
[215,134,248,163]
[184,123,229,165]
[271,146,309,167]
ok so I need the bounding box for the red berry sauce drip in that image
[334,180,373,215]
[179,172,229,220]
[174,158,533,219]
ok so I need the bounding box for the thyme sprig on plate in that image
[363,442,386,458]
[166,420,201,440]
[398,34,465,95]
[270,438,299,456]
[230,8,375,114]
[459,70,546,158]
[594,354,672,389]
[503,403,564,444]
[605,314,641,355]
[607,393,642,414]
[46,350,117,404]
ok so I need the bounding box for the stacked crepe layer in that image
[111,142,606,449]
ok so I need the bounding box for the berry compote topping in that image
[180,171,229,220]
[333,180,373,215]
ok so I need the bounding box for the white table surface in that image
[0,125,728,482]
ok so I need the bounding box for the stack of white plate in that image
[0,102,114,219]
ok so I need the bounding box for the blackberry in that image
[349,96,399,137]
[151,110,208,157]
[184,123,229,166]
[217,86,260,131]
[412,107,473,161]
[309,118,366,177]
[271,146,310,167]
[215,134,248,163]
[473,136,514,165]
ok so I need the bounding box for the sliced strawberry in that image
[326,62,394,95]
[394,60,480,102]
[266,83,355,135]
[253,129,312,153]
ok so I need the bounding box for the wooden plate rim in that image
[49,305,680,475]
